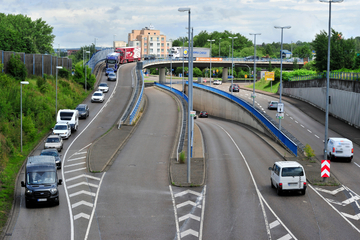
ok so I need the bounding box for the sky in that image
[2,0,359,49]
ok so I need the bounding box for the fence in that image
[1,50,72,77]
[86,48,114,74]
[289,72,360,81]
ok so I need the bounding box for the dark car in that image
[40,149,62,169]
[76,104,89,119]
[105,68,114,76]
[108,72,117,81]
[199,111,208,118]
[229,84,240,92]
[144,55,156,60]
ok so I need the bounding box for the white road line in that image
[179,214,200,222]
[307,129,312,133]
[174,189,202,197]
[169,185,181,240]
[290,117,293,120]
[65,162,86,168]
[269,220,280,229]
[177,200,202,209]
[295,121,299,124]
[278,234,292,240]
[67,182,99,189]
[74,213,90,220]
[69,190,96,198]
[199,185,206,240]
[72,200,94,208]
[67,156,86,162]
[354,162,360,168]
[300,125,305,128]
[315,135,320,138]
[64,167,87,174]
[66,174,101,182]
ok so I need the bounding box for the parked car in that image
[76,104,89,119]
[108,72,117,81]
[268,101,278,110]
[269,161,306,196]
[326,138,353,162]
[91,91,105,103]
[52,122,71,139]
[40,149,62,169]
[229,84,240,92]
[98,82,109,93]
[105,68,114,76]
[199,111,208,118]
[213,79,222,85]
[44,135,63,152]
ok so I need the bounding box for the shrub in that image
[304,144,315,159]
[179,151,185,164]
[59,68,70,79]
[7,55,27,81]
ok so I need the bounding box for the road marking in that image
[278,234,292,240]
[290,117,293,120]
[307,129,312,133]
[176,200,202,209]
[67,182,99,189]
[179,214,200,222]
[314,186,344,195]
[181,229,199,238]
[199,185,206,240]
[354,162,360,168]
[74,213,90,220]
[69,190,96,198]
[341,212,360,221]
[269,220,280,229]
[295,121,299,123]
[68,156,86,162]
[72,200,94,208]
[315,135,320,138]
[169,185,181,240]
[175,189,202,197]
[66,174,101,182]
[326,195,360,206]
[300,124,305,128]
[64,167,87,174]
[65,162,86,168]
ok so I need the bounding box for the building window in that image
[144,37,147,41]
[161,43,164,47]
[154,33,156,35]
[167,43,169,47]
[144,43,147,46]
[150,43,153,47]
[157,48,160,52]
[150,37,153,41]
[157,37,159,41]
[161,49,164,52]
[144,48,147,52]
[161,37,164,41]
[150,49,153,53]
[157,43,160,47]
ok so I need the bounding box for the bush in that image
[179,151,185,164]
[304,144,315,159]
[59,68,70,79]
[7,55,27,81]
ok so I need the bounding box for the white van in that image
[326,138,353,162]
[56,109,79,132]
[269,161,306,195]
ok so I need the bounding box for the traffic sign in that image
[190,111,196,117]
[276,113,284,119]
[277,103,284,113]
[321,160,330,177]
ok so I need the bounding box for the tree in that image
[7,55,27,81]
[0,13,55,54]
[293,45,312,58]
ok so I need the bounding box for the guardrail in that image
[86,48,113,73]
[129,70,145,124]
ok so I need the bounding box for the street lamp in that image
[85,50,90,91]
[56,66,63,117]
[170,39,173,90]
[274,26,291,131]
[182,36,185,97]
[228,36,238,95]
[320,0,343,160]
[178,7,192,183]
[249,33,261,107]
[207,39,215,86]
[94,37,98,54]
[20,81,29,152]
[219,38,221,57]
[113,35,116,49]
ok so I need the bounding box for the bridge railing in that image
[129,68,145,125]
[86,48,113,73]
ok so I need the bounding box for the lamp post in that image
[94,37,98,54]
[228,36,238,95]
[207,39,215,86]
[85,50,90,91]
[274,26,291,131]
[320,0,343,160]
[219,38,221,57]
[182,37,185,97]
[20,81,29,152]
[56,66,63,117]
[249,33,261,107]
[113,35,116,50]
[178,7,192,183]
[170,39,173,90]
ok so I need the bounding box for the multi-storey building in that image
[128,24,172,58]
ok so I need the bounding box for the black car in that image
[40,149,62,169]
[76,104,89,119]
[229,84,240,92]
[144,55,156,60]
[199,111,208,118]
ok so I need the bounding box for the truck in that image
[168,47,210,60]
[21,156,62,207]
[106,52,121,71]
[56,109,79,132]
[115,47,141,64]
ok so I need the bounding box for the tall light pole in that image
[85,50,90,91]
[113,35,116,49]
[178,7,192,183]
[207,39,215,86]
[94,37,98,54]
[20,81,29,152]
[219,38,221,57]
[182,36,185,96]
[228,36,238,95]
[56,66,63,117]
[274,26,291,131]
[249,33,261,107]
[320,0,343,160]
[170,39,173,90]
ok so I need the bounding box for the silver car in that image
[44,135,63,152]
[268,101,278,110]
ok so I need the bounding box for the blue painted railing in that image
[154,82,188,103]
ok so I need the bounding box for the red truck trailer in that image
[115,47,141,64]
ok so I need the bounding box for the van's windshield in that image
[27,171,56,184]
[281,167,304,177]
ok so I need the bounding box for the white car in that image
[213,79,222,85]
[98,83,109,93]
[269,161,306,195]
[326,138,353,162]
[91,91,105,103]
[52,122,71,139]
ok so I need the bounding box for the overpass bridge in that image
[142,57,304,83]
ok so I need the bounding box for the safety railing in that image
[86,48,113,73]
[289,72,360,81]
[129,70,144,124]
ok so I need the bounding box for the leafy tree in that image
[0,13,54,54]
[7,55,27,81]
[355,54,360,69]
[293,45,312,58]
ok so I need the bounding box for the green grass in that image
[244,78,280,94]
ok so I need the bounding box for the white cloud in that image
[1,0,358,48]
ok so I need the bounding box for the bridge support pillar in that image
[222,67,228,82]
[159,68,166,84]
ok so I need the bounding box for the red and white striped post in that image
[321,160,331,178]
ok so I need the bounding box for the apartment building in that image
[128,24,172,58]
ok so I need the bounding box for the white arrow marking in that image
[67,181,99,189]
[72,200,94,208]
[176,200,201,209]
[180,229,199,238]
[69,190,96,197]
[73,151,87,155]
[74,213,90,220]
[67,156,86,162]
[314,187,344,195]
[174,189,201,198]
[341,212,360,221]
[64,167,87,174]
[278,233,292,240]
[269,220,280,229]
[66,174,101,182]
[65,162,86,168]
[327,195,360,206]
[179,214,200,222]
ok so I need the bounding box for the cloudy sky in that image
[2,0,359,49]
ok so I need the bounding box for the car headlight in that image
[50,188,58,194]
[25,189,33,195]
